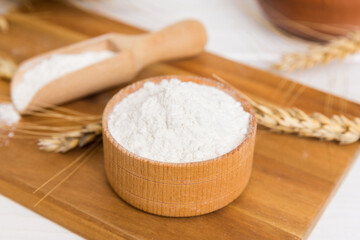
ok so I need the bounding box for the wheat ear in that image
[0,15,8,32]
[37,121,102,153]
[0,15,17,80]
[213,75,360,144]
[273,31,360,72]
[0,57,16,80]
[254,103,360,144]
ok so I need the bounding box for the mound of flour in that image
[12,50,115,111]
[108,78,250,163]
[0,103,20,126]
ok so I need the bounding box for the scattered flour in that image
[108,79,250,163]
[0,103,20,126]
[12,50,115,111]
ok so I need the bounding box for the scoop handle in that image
[131,20,207,69]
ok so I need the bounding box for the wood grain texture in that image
[102,75,256,217]
[0,1,360,239]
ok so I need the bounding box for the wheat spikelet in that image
[37,121,102,152]
[254,103,360,144]
[0,15,8,32]
[273,31,360,72]
[0,57,16,80]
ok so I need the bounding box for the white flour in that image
[0,103,20,126]
[108,78,250,163]
[12,50,115,111]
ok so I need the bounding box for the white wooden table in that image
[1,0,360,239]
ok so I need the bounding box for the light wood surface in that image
[102,75,256,217]
[0,1,360,239]
[10,19,206,113]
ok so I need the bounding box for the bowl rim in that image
[102,75,257,167]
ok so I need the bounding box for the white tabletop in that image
[1,0,360,239]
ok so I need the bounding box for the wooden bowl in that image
[257,0,360,41]
[102,75,257,217]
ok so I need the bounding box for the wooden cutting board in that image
[1,1,360,239]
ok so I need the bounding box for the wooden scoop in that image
[11,20,207,113]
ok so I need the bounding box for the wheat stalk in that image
[273,31,360,72]
[37,121,102,152]
[0,57,16,80]
[33,142,100,207]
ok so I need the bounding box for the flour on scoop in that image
[12,50,115,111]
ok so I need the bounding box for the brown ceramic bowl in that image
[257,0,360,41]
[102,75,256,217]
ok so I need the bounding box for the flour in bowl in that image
[12,50,115,111]
[108,78,250,163]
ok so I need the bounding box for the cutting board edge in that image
[303,148,360,239]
